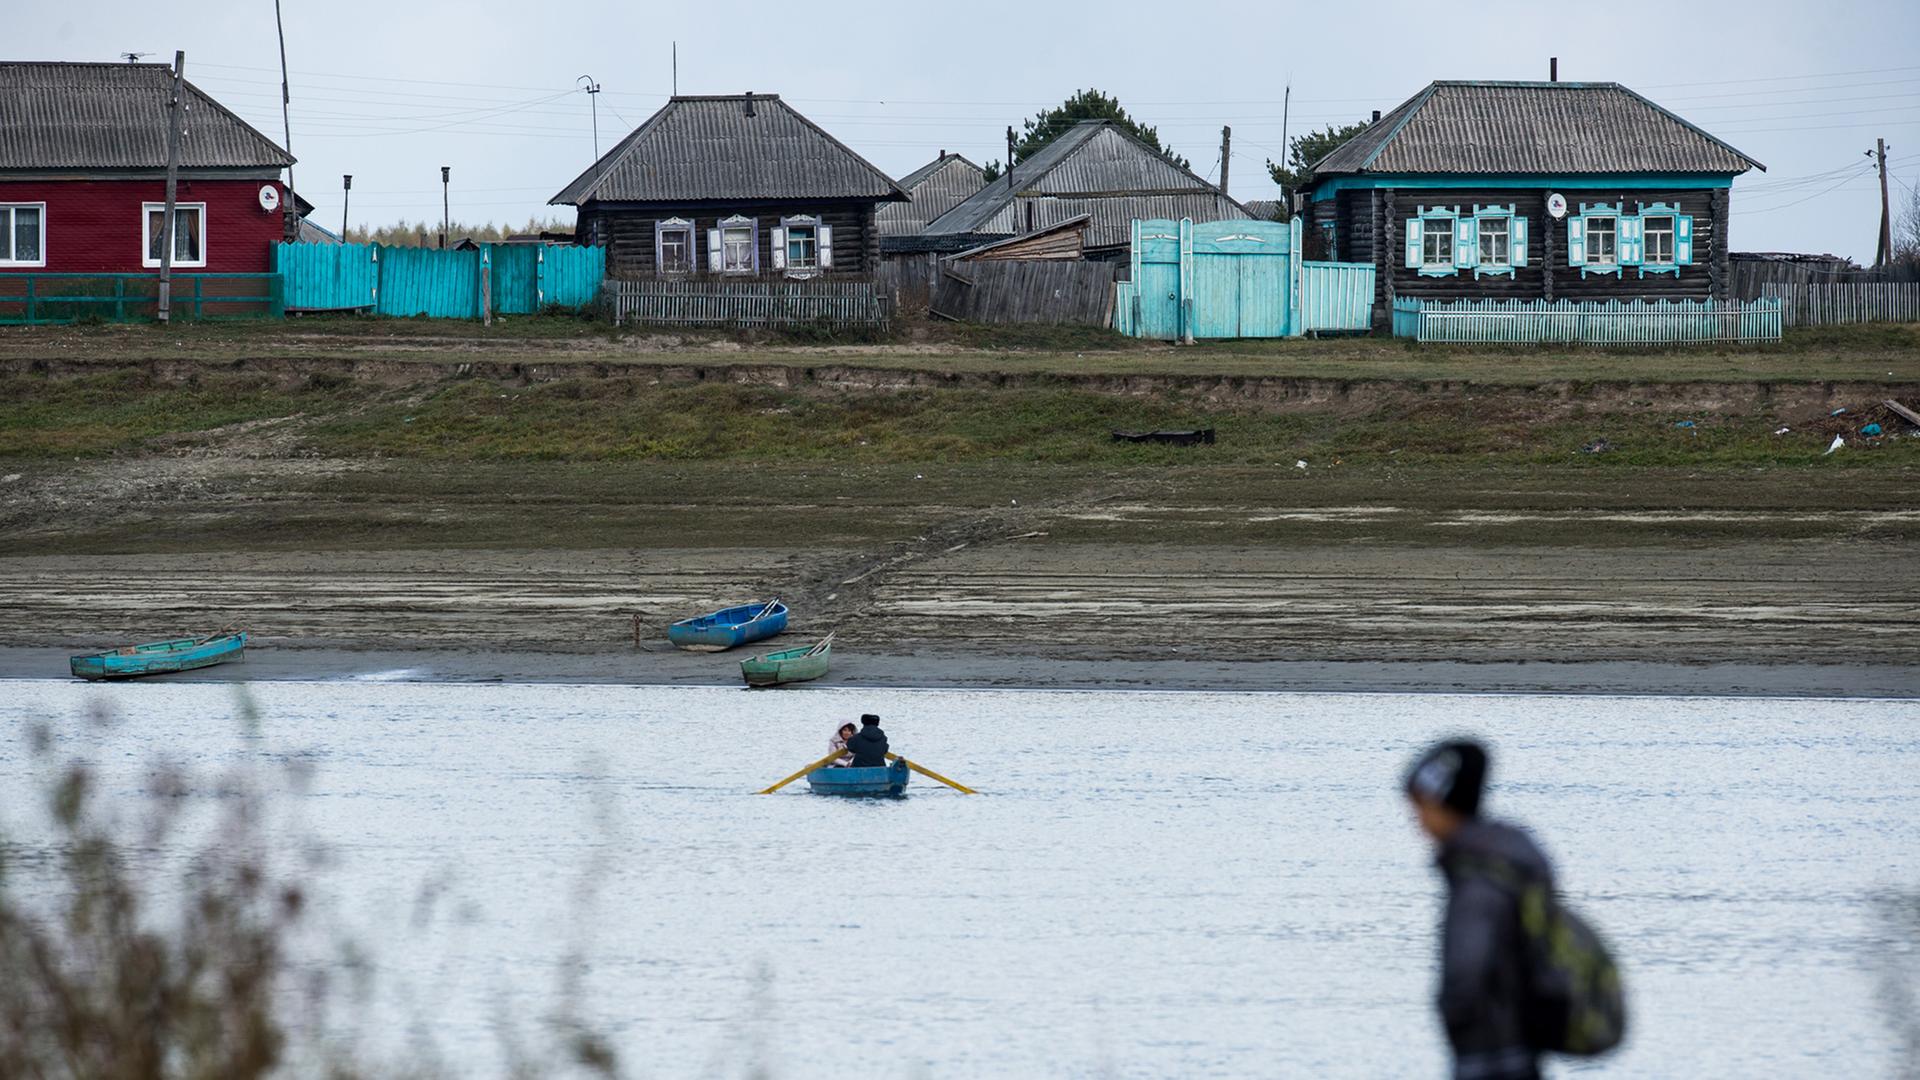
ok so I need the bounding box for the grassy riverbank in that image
[1,320,1914,676]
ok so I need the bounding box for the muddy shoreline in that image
[3,644,1911,699]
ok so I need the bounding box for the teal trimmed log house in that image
[1298,80,1764,326]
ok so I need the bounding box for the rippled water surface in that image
[3,681,1916,1078]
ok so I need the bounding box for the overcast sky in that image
[19,0,1920,260]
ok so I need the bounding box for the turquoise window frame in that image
[1471,203,1517,279]
[1414,205,1461,277]
[1635,201,1684,277]
[1576,201,1625,279]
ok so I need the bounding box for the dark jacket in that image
[1434,818,1553,1080]
[844,725,889,767]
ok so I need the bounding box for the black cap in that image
[860,714,880,726]
[1404,739,1489,816]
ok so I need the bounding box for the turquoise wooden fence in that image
[1298,261,1376,335]
[377,245,481,318]
[276,241,604,318]
[1114,217,1372,340]
[1391,297,1783,344]
[0,272,282,324]
[276,242,378,311]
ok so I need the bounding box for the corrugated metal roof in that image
[922,121,1243,239]
[0,62,294,170]
[1310,81,1762,177]
[551,94,906,205]
[877,153,986,236]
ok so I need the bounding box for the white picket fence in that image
[1392,298,1783,344]
[1761,282,1920,327]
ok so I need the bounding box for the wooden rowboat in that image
[69,630,248,680]
[667,599,788,651]
[806,759,910,797]
[740,633,833,687]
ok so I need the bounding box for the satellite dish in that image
[258,185,282,212]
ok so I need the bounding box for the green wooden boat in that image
[740,633,833,687]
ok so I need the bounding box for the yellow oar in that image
[757,749,845,795]
[887,753,978,794]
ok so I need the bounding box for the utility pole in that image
[440,165,450,250]
[1005,126,1015,188]
[341,174,352,242]
[1279,81,1292,217]
[1869,138,1893,269]
[1218,125,1231,194]
[157,50,186,324]
[274,0,295,198]
[577,75,601,161]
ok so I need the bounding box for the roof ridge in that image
[549,93,906,206]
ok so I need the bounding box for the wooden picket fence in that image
[604,278,889,329]
[1391,297,1783,344]
[1761,282,1920,327]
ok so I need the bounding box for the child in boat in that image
[828,722,856,767]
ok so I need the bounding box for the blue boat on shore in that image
[807,759,910,797]
[69,631,248,680]
[667,600,788,651]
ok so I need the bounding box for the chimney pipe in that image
[1371,109,1381,123]
[1550,57,1558,82]
[744,91,755,117]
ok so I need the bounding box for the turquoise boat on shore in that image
[69,631,248,680]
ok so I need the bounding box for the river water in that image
[3,680,1915,1078]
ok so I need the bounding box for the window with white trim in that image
[655,217,694,275]
[1584,215,1616,266]
[1478,216,1509,267]
[785,222,818,270]
[0,204,45,266]
[1643,215,1675,266]
[722,223,754,273]
[143,203,206,267]
[1422,218,1453,267]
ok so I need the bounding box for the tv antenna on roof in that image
[120,52,153,63]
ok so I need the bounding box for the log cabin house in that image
[1298,80,1764,323]
[552,93,906,280]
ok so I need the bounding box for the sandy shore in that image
[3,644,1912,698]
[2,542,1912,698]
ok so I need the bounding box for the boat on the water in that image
[740,632,832,687]
[668,599,788,651]
[806,759,910,797]
[69,630,248,680]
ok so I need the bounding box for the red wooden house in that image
[0,61,294,275]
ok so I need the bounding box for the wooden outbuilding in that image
[1298,80,1764,323]
[893,120,1248,259]
[552,93,907,280]
[878,152,985,237]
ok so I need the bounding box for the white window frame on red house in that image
[141,202,207,268]
[0,203,47,267]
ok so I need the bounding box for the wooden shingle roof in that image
[0,61,294,172]
[1310,81,1764,177]
[550,94,907,205]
